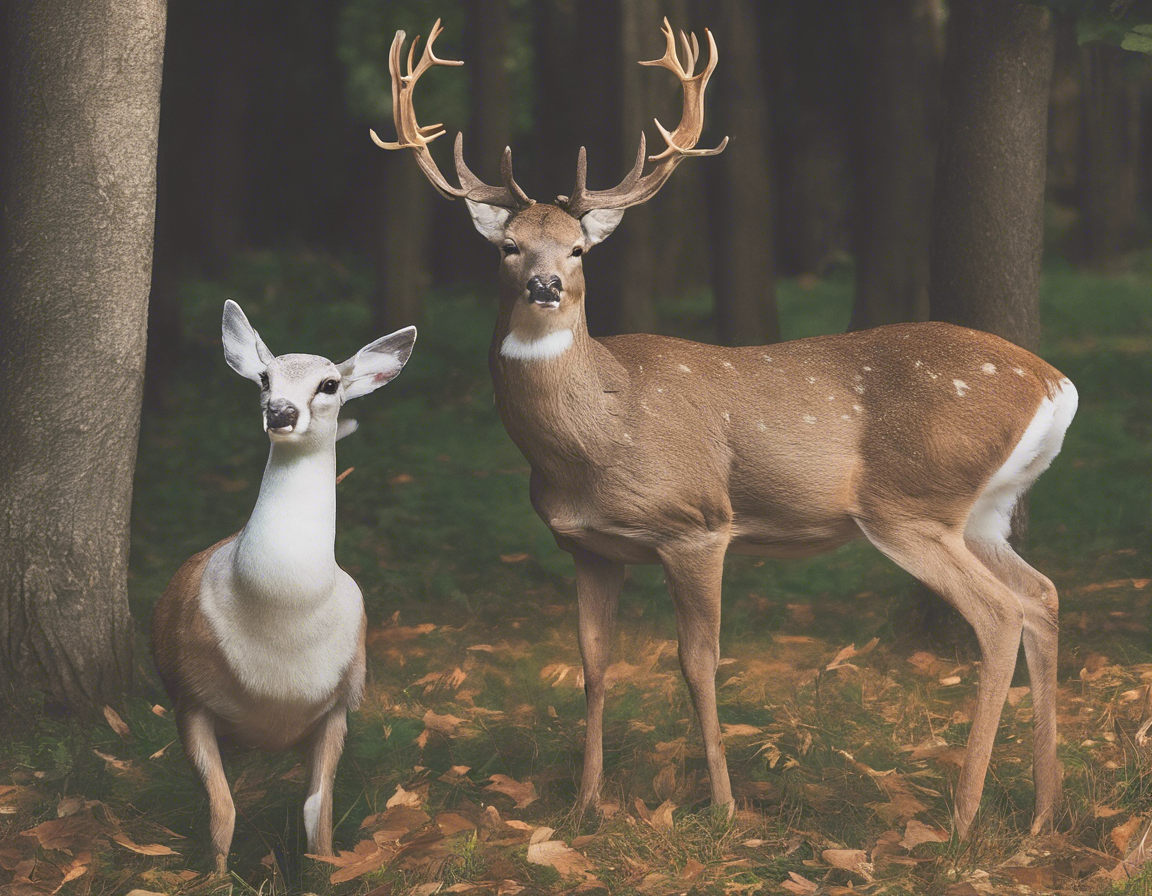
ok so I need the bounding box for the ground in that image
[1,254,1150,895]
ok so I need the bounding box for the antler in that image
[560,18,728,217]
[370,20,533,210]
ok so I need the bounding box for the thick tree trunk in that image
[374,153,431,334]
[0,0,166,714]
[850,0,942,331]
[707,0,779,345]
[929,0,1055,352]
[1078,43,1141,272]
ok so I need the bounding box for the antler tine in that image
[371,20,534,210]
[561,20,726,217]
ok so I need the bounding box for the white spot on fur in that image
[853,404,863,413]
[954,379,969,397]
[678,364,692,373]
[827,395,835,401]
[802,415,817,424]
[929,373,938,380]
[966,379,1078,542]
[806,376,817,384]
[657,388,665,393]
[757,421,767,431]
[863,366,872,372]
[914,360,922,368]
[722,411,730,422]
[854,384,866,394]
[762,355,772,362]
[982,363,997,375]
[841,414,851,420]
[500,329,574,362]
[1014,367,1025,376]
[722,361,734,370]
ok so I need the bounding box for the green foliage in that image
[1043,0,1152,53]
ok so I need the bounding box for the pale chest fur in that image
[199,540,363,708]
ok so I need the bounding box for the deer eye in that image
[502,241,519,257]
[259,373,269,390]
[319,379,339,395]
[571,246,583,257]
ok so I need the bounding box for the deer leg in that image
[860,522,1024,839]
[966,536,1062,834]
[304,706,349,855]
[660,536,733,813]
[177,706,234,873]
[573,548,625,814]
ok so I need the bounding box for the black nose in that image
[526,275,562,304]
[266,399,299,431]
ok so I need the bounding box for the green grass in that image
[2,250,1150,895]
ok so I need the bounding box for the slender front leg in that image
[304,706,350,855]
[572,548,625,814]
[177,706,235,873]
[660,534,734,813]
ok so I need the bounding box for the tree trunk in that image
[374,153,432,334]
[929,0,1055,352]
[0,0,166,714]
[850,0,942,330]
[707,0,779,345]
[1078,43,1141,272]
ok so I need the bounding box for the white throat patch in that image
[500,329,574,362]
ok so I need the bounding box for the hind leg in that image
[966,537,1061,833]
[859,520,1024,838]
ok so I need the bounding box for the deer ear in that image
[465,199,512,244]
[580,208,625,247]
[222,300,274,383]
[338,326,417,400]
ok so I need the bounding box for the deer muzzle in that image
[526,275,562,309]
[265,399,299,435]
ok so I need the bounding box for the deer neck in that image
[490,301,626,476]
[232,439,337,604]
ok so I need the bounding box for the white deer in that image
[375,19,1077,838]
[151,300,416,870]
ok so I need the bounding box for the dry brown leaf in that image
[901,819,949,850]
[721,723,761,737]
[361,805,430,840]
[151,704,168,717]
[21,814,96,850]
[822,848,874,881]
[1006,686,1031,707]
[149,741,173,760]
[484,774,537,809]
[826,637,879,671]
[113,833,179,856]
[367,623,436,645]
[780,871,819,894]
[51,850,91,894]
[526,827,595,878]
[386,784,424,809]
[423,710,466,736]
[92,748,137,776]
[103,705,132,740]
[908,651,940,675]
[500,553,530,563]
[652,765,677,801]
[1111,815,1146,854]
[938,675,962,686]
[436,812,476,837]
[635,798,675,830]
[309,838,394,884]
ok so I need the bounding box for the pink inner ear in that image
[374,372,389,382]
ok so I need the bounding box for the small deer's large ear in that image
[222,300,274,383]
[338,326,417,400]
[465,199,512,245]
[580,208,625,247]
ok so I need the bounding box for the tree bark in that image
[707,0,779,345]
[0,0,166,714]
[374,153,432,334]
[1078,43,1141,272]
[850,0,942,330]
[929,0,1055,353]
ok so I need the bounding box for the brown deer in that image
[151,300,416,870]
[374,19,1076,838]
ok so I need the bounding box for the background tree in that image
[849,0,942,330]
[0,0,166,713]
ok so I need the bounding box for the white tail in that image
[377,20,1077,838]
[151,300,416,870]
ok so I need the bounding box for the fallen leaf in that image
[309,838,394,884]
[386,784,423,809]
[436,812,476,837]
[422,710,465,736]
[780,871,819,894]
[1006,686,1030,707]
[367,623,435,645]
[826,637,879,671]
[21,814,96,850]
[901,819,949,849]
[103,705,132,740]
[635,797,675,830]
[939,675,962,686]
[527,827,595,877]
[484,774,537,809]
[500,553,530,563]
[1002,865,1056,888]
[1112,815,1145,854]
[721,723,762,737]
[113,833,179,856]
[151,704,168,717]
[92,748,137,776]
[822,848,874,881]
